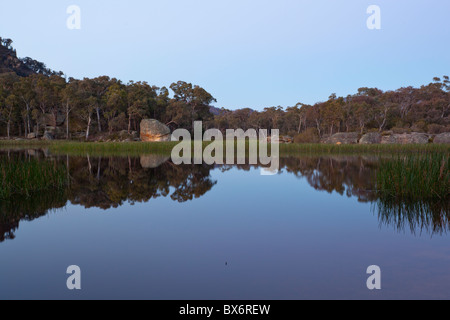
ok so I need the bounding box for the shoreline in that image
[0,140,448,157]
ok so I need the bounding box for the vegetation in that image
[0,158,67,198]
[376,154,449,200]
[0,140,448,157]
[0,38,449,141]
[376,199,449,235]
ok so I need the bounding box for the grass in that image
[376,153,449,201]
[0,140,449,157]
[0,158,67,199]
[278,143,450,155]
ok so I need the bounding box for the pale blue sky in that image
[1,0,449,110]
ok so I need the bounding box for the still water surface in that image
[0,151,449,299]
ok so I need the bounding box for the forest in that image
[1,37,449,142]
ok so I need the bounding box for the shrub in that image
[411,120,427,133]
[294,128,320,144]
[392,127,412,134]
[428,124,446,134]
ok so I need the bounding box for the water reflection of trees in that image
[0,189,67,242]
[281,156,378,203]
[0,151,448,241]
[67,156,217,209]
[376,200,449,235]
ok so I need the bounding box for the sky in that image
[1,0,449,111]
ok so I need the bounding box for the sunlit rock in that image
[140,119,171,142]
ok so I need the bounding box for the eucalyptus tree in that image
[169,81,216,131]
[104,80,127,134]
[0,74,21,138]
[126,81,157,133]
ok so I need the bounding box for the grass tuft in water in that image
[376,154,449,201]
[0,159,67,199]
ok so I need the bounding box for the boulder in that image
[267,135,293,143]
[359,132,382,144]
[27,132,37,139]
[323,132,359,144]
[117,130,134,141]
[45,126,65,139]
[140,119,171,142]
[130,131,139,139]
[42,131,54,141]
[433,132,450,144]
[140,155,170,169]
[280,135,293,143]
[381,133,429,144]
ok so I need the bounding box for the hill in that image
[0,37,60,77]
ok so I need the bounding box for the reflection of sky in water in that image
[0,165,449,300]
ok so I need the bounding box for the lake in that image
[0,150,449,300]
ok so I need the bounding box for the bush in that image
[392,127,412,134]
[411,120,427,133]
[294,128,320,144]
[428,124,446,134]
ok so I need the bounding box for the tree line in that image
[211,79,449,141]
[0,38,449,140]
[0,73,216,139]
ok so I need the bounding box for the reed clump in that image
[0,159,67,199]
[376,154,449,200]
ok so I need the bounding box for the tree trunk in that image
[87,154,92,175]
[24,118,28,137]
[315,120,321,137]
[379,117,386,132]
[97,157,101,180]
[66,103,70,140]
[96,108,102,132]
[27,109,31,134]
[7,120,10,139]
[86,114,92,140]
[66,114,70,139]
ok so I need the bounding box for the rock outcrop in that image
[42,131,54,140]
[323,132,359,144]
[359,132,382,144]
[433,132,450,144]
[381,133,430,144]
[140,119,171,142]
